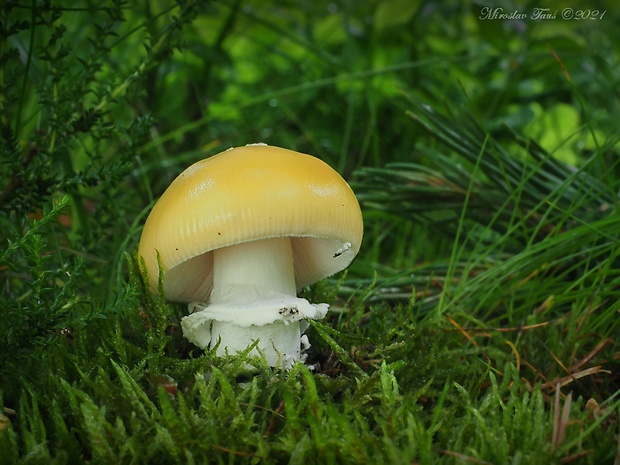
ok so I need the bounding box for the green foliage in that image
[1,1,619,464]
[2,311,618,464]
[0,0,204,383]
[1,196,91,379]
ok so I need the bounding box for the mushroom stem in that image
[211,237,296,304]
[181,237,328,368]
[210,319,303,367]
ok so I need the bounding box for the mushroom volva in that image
[138,143,363,368]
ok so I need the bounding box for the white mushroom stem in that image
[212,236,296,302]
[180,237,328,368]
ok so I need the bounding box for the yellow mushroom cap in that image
[138,144,363,303]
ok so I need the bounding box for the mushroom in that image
[138,144,363,368]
